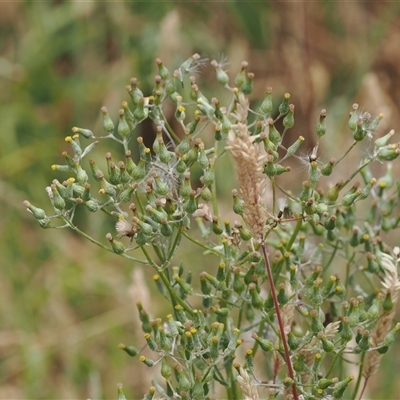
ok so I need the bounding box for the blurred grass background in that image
[2,1,400,399]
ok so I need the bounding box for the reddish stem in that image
[261,242,299,400]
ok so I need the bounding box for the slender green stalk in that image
[286,219,303,251]
[324,346,345,378]
[352,352,366,400]
[335,140,357,166]
[140,245,194,315]
[63,216,148,264]
[167,226,183,260]
[182,231,224,256]
[323,240,340,272]
[261,242,299,400]
[211,140,219,218]
[341,158,374,188]
[251,319,266,356]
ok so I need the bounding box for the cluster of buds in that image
[25,54,400,400]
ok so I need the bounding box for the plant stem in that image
[286,219,303,251]
[140,245,194,315]
[63,217,149,264]
[342,158,375,188]
[352,352,366,400]
[261,242,299,400]
[335,140,357,166]
[182,231,224,256]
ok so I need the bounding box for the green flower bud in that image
[249,283,263,309]
[348,103,359,131]
[304,198,316,215]
[308,160,320,188]
[142,386,156,400]
[133,217,153,236]
[287,331,301,351]
[358,178,376,200]
[312,353,322,374]
[87,159,101,181]
[251,333,273,352]
[279,93,291,115]
[276,283,288,305]
[196,97,214,118]
[342,188,362,207]
[23,200,47,220]
[324,215,337,231]
[121,101,135,129]
[374,129,394,149]
[383,292,394,312]
[317,377,338,390]
[241,72,254,95]
[318,332,335,352]
[367,295,381,320]
[160,219,172,237]
[257,87,273,117]
[353,119,368,141]
[71,126,94,139]
[117,383,127,400]
[233,268,245,295]
[175,131,191,157]
[245,348,254,371]
[155,57,170,80]
[175,102,186,122]
[326,180,344,203]
[286,135,305,158]
[184,190,198,214]
[381,322,400,347]
[126,77,143,107]
[101,106,114,134]
[315,109,327,138]
[197,144,209,170]
[264,158,276,178]
[118,161,131,184]
[310,309,324,334]
[357,329,371,351]
[50,184,66,211]
[65,135,82,158]
[106,233,125,254]
[321,158,336,176]
[108,160,120,185]
[184,142,200,167]
[117,109,131,138]
[84,199,99,212]
[368,112,384,133]
[377,143,400,162]
[144,332,158,351]
[139,355,154,368]
[118,343,139,357]
[174,304,188,324]
[283,104,295,129]
[133,97,149,123]
[145,204,167,224]
[293,354,307,373]
[366,252,379,274]
[234,61,248,89]
[173,274,192,295]
[128,156,144,181]
[211,59,229,85]
[97,172,116,197]
[186,114,200,135]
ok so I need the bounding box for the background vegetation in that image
[2,1,400,398]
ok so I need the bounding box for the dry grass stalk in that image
[227,121,268,241]
[363,250,400,379]
[237,367,260,400]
